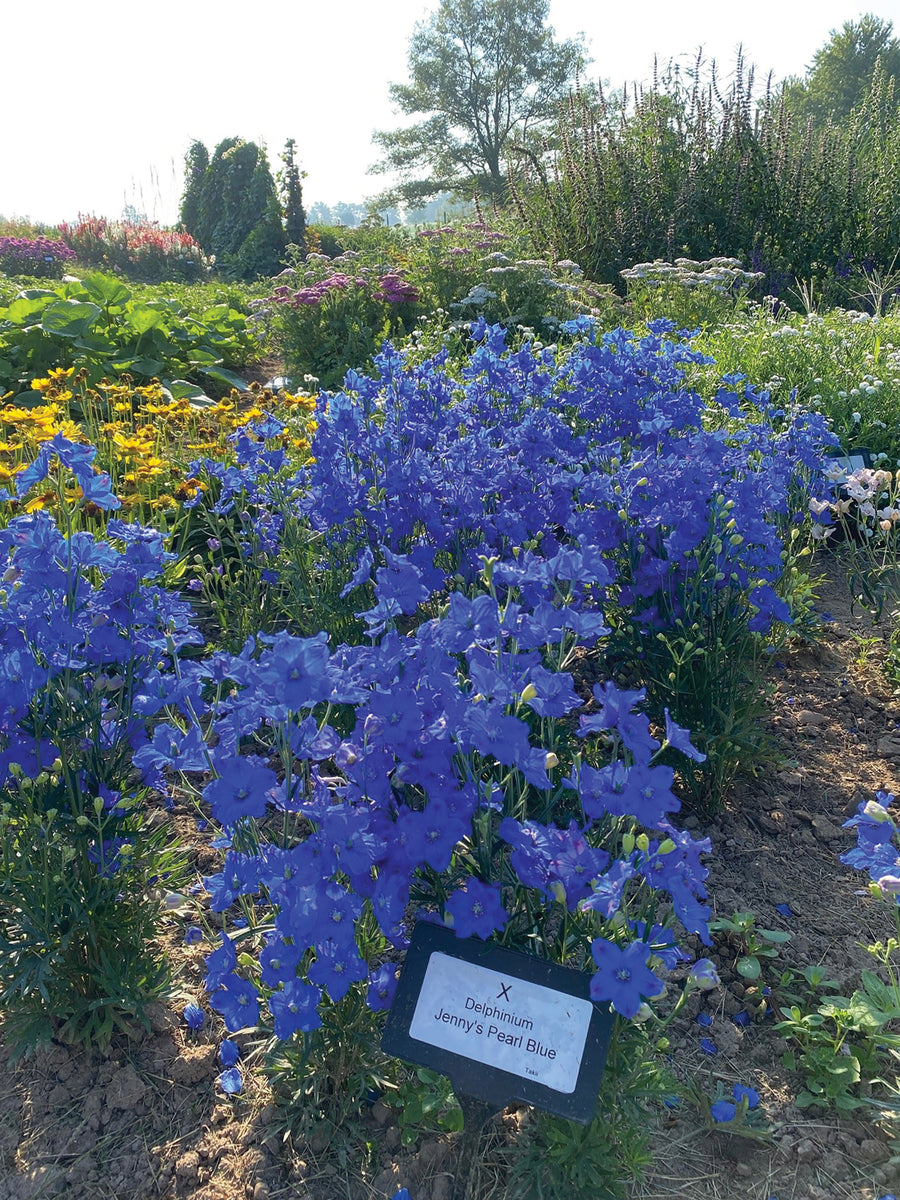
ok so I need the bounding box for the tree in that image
[179,138,286,279]
[179,141,209,239]
[279,138,307,254]
[786,13,900,123]
[369,0,586,206]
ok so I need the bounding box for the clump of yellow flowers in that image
[0,369,318,521]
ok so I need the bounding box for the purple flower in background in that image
[700,1037,718,1055]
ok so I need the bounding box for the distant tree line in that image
[178,10,900,301]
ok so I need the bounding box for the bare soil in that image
[3,550,900,1200]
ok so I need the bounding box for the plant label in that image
[382,922,614,1122]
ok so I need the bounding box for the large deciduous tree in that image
[369,0,586,206]
[786,13,900,123]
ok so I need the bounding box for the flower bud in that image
[686,958,720,991]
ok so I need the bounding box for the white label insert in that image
[408,951,592,1093]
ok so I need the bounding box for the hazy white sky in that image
[3,0,899,226]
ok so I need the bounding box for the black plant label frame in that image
[382,922,615,1123]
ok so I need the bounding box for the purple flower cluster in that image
[270,268,418,310]
[374,273,420,304]
[0,236,76,271]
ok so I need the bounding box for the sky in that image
[3,0,900,227]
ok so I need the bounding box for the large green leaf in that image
[186,348,222,365]
[3,294,54,326]
[111,356,165,377]
[81,274,132,309]
[41,300,101,338]
[73,333,116,354]
[166,379,214,404]
[200,365,248,391]
[126,304,167,335]
[860,969,898,1014]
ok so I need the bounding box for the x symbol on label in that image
[497,982,512,1002]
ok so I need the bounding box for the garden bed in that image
[3,553,900,1200]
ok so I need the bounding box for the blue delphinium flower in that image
[366,964,400,1012]
[218,1068,242,1094]
[208,974,260,1032]
[711,1100,736,1122]
[444,877,509,940]
[734,1083,760,1108]
[219,1039,241,1067]
[589,937,664,1019]
[183,1003,205,1030]
[269,979,322,1039]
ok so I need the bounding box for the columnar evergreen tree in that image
[179,138,286,279]
[280,139,307,255]
[179,141,209,240]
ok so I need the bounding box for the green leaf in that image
[201,304,231,321]
[126,304,167,335]
[200,365,248,391]
[166,379,211,402]
[81,274,132,309]
[7,390,44,408]
[185,348,222,365]
[860,969,897,1013]
[41,300,101,338]
[845,992,891,1032]
[110,357,164,377]
[758,928,792,944]
[73,333,116,354]
[3,294,53,325]
[737,955,762,980]
[825,1056,861,1084]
